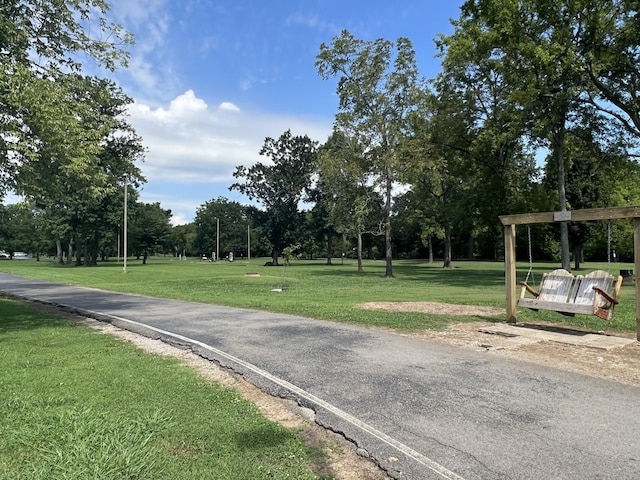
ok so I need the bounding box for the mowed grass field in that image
[0,298,326,480]
[1,256,637,334]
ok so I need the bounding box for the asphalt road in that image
[2,272,639,480]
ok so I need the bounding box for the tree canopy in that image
[1,0,133,198]
[316,30,422,277]
[230,130,318,264]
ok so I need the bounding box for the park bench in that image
[519,269,622,321]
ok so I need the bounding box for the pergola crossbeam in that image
[499,206,640,226]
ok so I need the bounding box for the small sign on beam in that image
[554,210,572,222]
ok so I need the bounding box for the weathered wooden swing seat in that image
[519,269,622,321]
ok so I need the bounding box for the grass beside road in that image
[0,298,325,480]
[0,256,637,334]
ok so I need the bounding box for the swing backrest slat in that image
[572,270,619,307]
[537,269,578,303]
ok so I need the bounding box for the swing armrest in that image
[520,282,540,298]
[592,286,618,305]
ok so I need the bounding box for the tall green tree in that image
[170,223,196,258]
[15,76,145,265]
[402,80,478,267]
[316,130,383,271]
[312,132,364,266]
[230,130,318,265]
[578,0,640,137]
[129,202,172,264]
[442,0,614,269]
[316,30,421,278]
[0,0,132,198]
[194,197,250,259]
[545,111,639,268]
[434,25,539,248]
[0,203,45,257]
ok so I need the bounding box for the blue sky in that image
[102,0,464,224]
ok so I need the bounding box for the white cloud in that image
[128,90,332,186]
[137,189,203,226]
[109,0,169,27]
[219,101,240,112]
[165,89,208,117]
[169,212,190,226]
[285,12,338,33]
[104,0,179,102]
[286,13,321,28]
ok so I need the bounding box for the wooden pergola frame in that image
[499,206,640,340]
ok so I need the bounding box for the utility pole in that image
[123,177,128,273]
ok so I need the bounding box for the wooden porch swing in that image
[499,206,640,340]
[518,268,622,320]
[517,223,622,321]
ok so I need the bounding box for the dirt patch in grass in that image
[359,301,504,317]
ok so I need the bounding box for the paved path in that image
[2,273,640,480]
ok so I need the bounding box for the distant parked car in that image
[13,252,28,259]
[0,251,9,259]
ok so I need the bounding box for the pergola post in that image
[635,218,640,341]
[504,224,517,323]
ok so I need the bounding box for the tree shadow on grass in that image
[0,297,69,334]
[233,425,293,451]
[305,263,509,288]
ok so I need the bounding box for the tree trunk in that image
[89,246,98,265]
[428,234,434,264]
[573,244,584,271]
[56,240,64,264]
[143,251,148,265]
[326,233,333,265]
[67,240,73,265]
[384,166,393,278]
[553,110,571,271]
[443,230,452,268]
[467,234,474,260]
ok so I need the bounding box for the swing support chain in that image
[524,225,534,285]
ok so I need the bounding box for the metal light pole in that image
[247,224,251,260]
[216,217,220,262]
[123,177,128,273]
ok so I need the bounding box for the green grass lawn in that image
[0,298,327,480]
[0,256,637,334]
